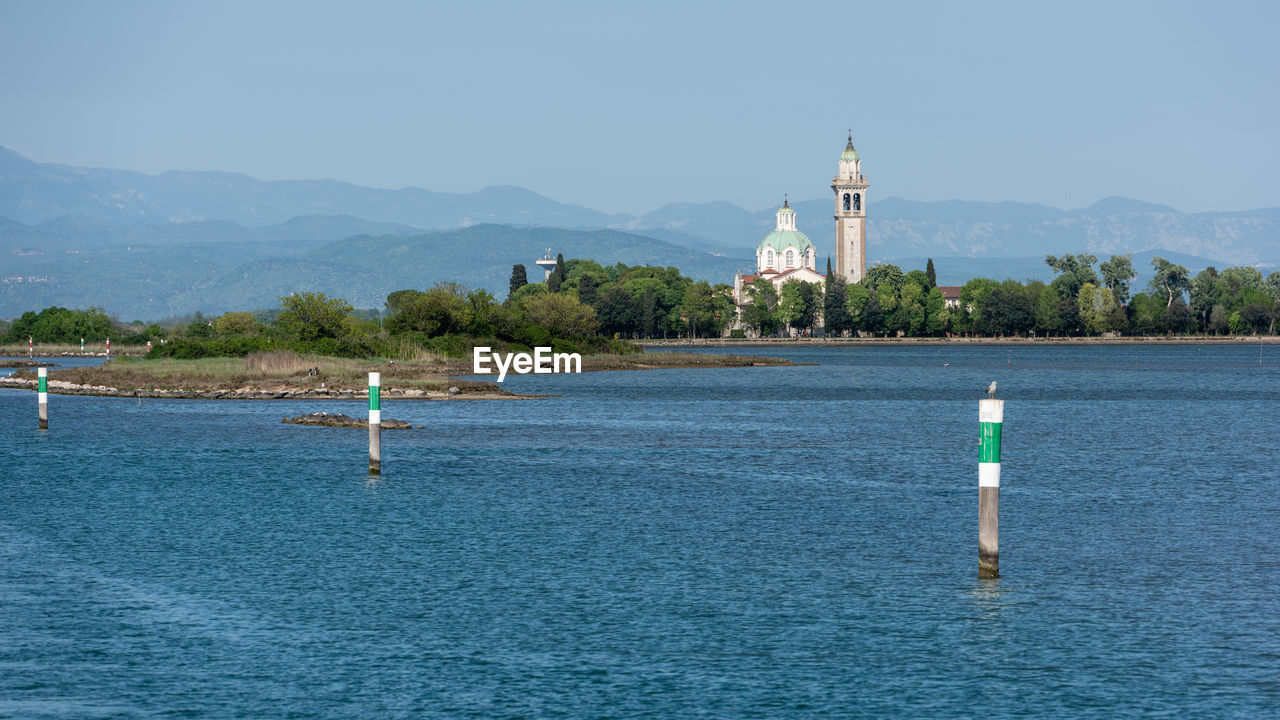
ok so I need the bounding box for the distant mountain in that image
[0,221,749,319]
[3,144,1278,320]
[619,195,1280,267]
[0,146,625,228]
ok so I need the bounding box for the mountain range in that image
[2,145,1276,319]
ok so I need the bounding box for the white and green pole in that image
[979,398,1003,578]
[80,337,85,353]
[368,371,381,475]
[37,366,48,430]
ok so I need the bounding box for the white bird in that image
[986,380,997,398]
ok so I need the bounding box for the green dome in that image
[758,229,814,255]
[778,203,795,215]
[841,133,859,162]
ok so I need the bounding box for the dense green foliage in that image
[812,255,1280,337]
[10,253,1278,354]
[3,306,115,344]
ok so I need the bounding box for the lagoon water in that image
[2,344,1278,718]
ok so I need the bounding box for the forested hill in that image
[0,222,749,320]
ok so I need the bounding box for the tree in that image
[864,264,905,294]
[509,264,528,298]
[860,289,884,335]
[547,254,567,293]
[1208,304,1228,335]
[577,274,598,307]
[385,286,466,337]
[824,273,851,336]
[1099,254,1136,305]
[1190,267,1220,330]
[213,311,259,336]
[743,278,780,336]
[924,286,945,335]
[386,289,426,316]
[1045,253,1099,300]
[779,281,821,334]
[4,306,113,344]
[845,282,870,330]
[981,285,1034,336]
[1077,282,1116,335]
[465,289,502,337]
[596,285,635,337]
[779,281,805,331]
[277,292,354,341]
[1239,304,1272,334]
[925,258,937,289]
[521,293,599,337]
[1148,256,1190,307]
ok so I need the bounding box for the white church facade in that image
[732,134,870,332]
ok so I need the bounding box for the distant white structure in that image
[535,248,557,280]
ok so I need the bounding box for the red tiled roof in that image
[937,285,963,298]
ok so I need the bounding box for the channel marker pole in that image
[37,366,48,430]
[979,398,1003,578]
[368,371,381,475]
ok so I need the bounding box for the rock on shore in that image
[283,412,412,429]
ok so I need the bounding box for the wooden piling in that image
[979,398,1003,578]
[368,371,381,475]
[37,366,48,430]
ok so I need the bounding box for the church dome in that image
[758,229,814,255]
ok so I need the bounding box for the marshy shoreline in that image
[0,349,795,400]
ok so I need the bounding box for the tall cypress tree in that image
[509,264,528,298]
[824,274,850,336]
[925,258,937,289]
[548,253,567,292]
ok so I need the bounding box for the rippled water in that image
[2,344,1278,718]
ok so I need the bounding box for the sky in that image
[2,0,1277,215]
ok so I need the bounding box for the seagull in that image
[985,380,997,398]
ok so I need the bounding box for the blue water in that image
[2,344,1278,718]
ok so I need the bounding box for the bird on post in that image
[986,380,997,398]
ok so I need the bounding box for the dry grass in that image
[242,351,314,375]
[24,353,504,394]
[0,342,134,356]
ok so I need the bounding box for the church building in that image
[732,134,870,331]
[732,199,825,311]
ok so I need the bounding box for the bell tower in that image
[832,131,869,283]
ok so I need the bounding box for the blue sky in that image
[2,0,1276,214]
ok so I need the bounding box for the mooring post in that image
[979,398,1004,578]
[368,371,381,475]
[80,337,85,353]
[37,366,48,430]
[106,338,111,356]
[29,336,33,358]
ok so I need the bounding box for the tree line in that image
[740,254,1280,337]
[7,253,1278,355]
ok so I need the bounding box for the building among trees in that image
[732,134,869,334]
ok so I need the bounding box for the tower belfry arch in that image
[832,132,869,283]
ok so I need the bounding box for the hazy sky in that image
[2,0,1276,214]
